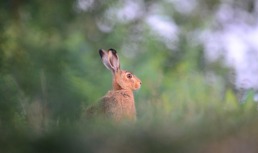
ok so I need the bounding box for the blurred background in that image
[1,0,258,152]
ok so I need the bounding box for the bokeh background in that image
[1,0,258,152]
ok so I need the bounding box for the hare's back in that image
[99,94,122,120]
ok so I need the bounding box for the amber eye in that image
[127,73,132,79]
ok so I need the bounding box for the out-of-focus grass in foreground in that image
[1,72,258,153]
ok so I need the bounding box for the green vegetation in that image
[1,0,258,152]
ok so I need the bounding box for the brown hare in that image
[86,49,142,122]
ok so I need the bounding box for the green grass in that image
[1,72,258,153]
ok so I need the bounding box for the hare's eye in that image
[127,73,132,79]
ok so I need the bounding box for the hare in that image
[86,49,142,122]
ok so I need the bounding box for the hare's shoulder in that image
[104,90,133,101]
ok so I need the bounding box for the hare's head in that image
[99,49,142,91]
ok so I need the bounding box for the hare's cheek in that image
[130,80,134,89]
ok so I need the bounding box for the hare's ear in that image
[99,49,113,72]
[108,48,120,72]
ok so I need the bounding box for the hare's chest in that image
[119,93,135,112]
[104,90,136,121]
[117,92,136,120]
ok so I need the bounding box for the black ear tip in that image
[109,48,117,54]
[99,49,104,57]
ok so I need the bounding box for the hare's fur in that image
[87,90,136,121]
[86,49,141,122]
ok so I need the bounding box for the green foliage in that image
[0,0,258,152]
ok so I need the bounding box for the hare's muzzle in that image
[134,77,142,90]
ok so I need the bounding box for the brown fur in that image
[86,49,141,122]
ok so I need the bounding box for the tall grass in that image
[2,72,258,153]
